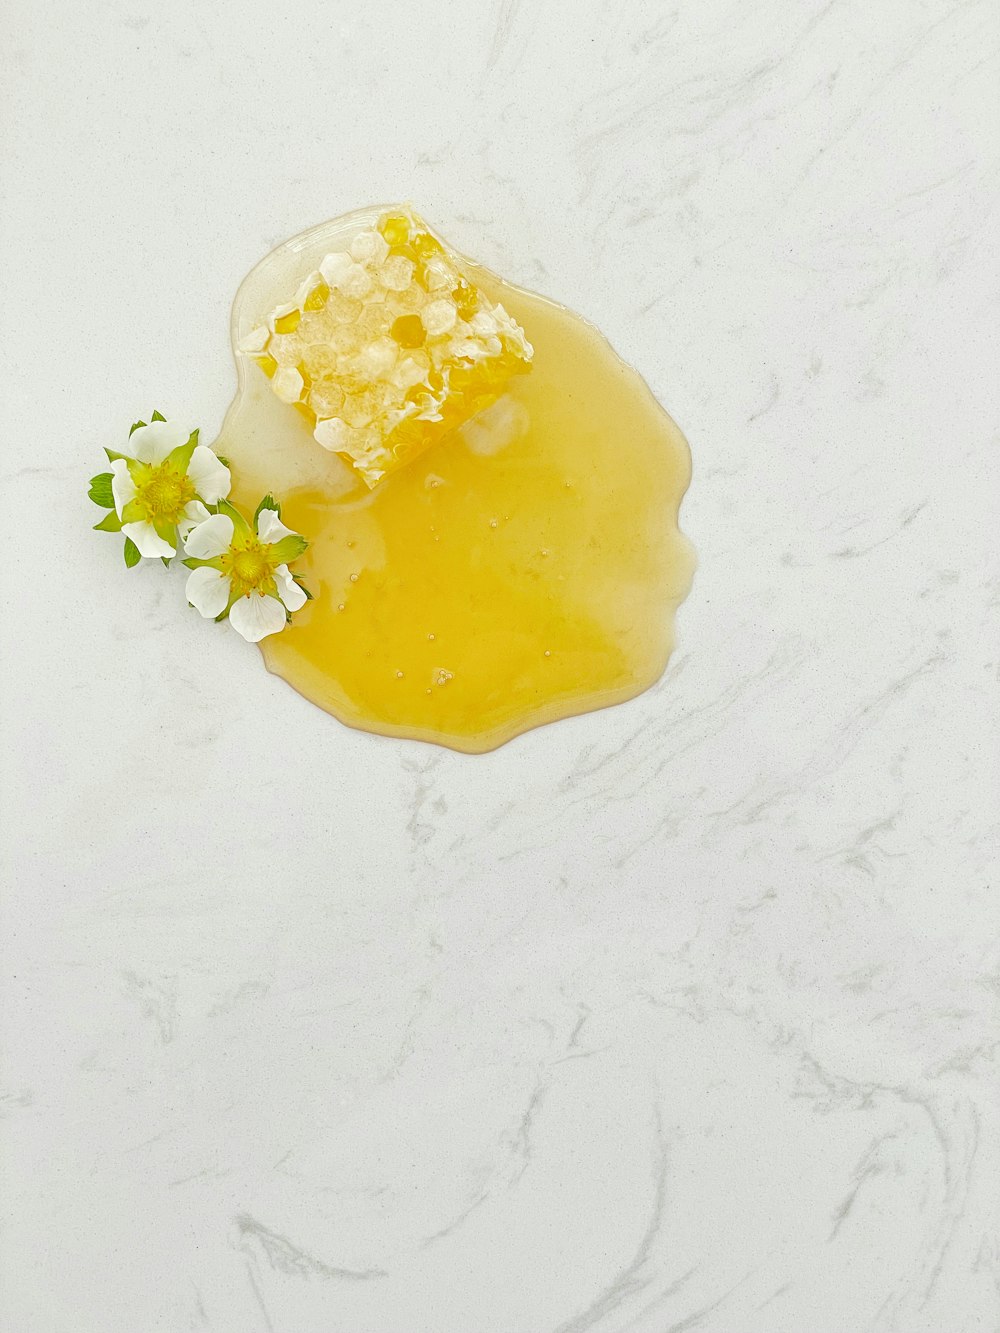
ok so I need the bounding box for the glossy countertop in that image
[2,2,997,1329]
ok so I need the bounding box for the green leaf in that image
[269,534,308,563]
[123,538,141,568]
[93,510,123,533]
[151,410,166,423]
[88,472,115,507]
[128,420,147,437]
[254,493,280,525]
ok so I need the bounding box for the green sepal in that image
[105,448,128,462]
[216,455,231,469]
[295,579,313,601]
[165,429,199,474]
[161,557,171,567]
[93,510,123,533]
[217,497,251,539]
[152,518,177,547]
[254,493,280,524]
[120,498,145,525]
[215,586,244,623]
[150,410,166,423]
[269,534,308,563]
[128,420,147,437]
[88,472,115,507]
[182,556,226,571]
[123,538,141,568]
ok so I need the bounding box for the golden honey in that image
[213,207,694,752]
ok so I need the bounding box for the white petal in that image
[274,563,307,613]
[228,592,287,642]
[187,445,231,503]
[111,458,136,518]
[121,520,175,559]
[184,513,234,559]
[256,508,299,543]
[129,420,188,464]
[186,566,231,619]
[177,500,211,540]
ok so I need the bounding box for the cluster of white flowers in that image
[89,417,310,643]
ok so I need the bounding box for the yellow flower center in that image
[222,539,276,597]
[232,548,270,587]
[137,465,195,522]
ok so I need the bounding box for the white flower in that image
[110,419,231,558]
[183,500,309,643]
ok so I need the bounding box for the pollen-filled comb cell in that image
[211,205,695,753]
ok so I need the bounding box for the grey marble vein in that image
[234,1213,388,1281]
[553,1106,670,1333]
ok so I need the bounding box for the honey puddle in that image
[213,208,694,753]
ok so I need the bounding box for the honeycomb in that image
[238,208,533,487]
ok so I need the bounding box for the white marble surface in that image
[2,1,999,1329]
